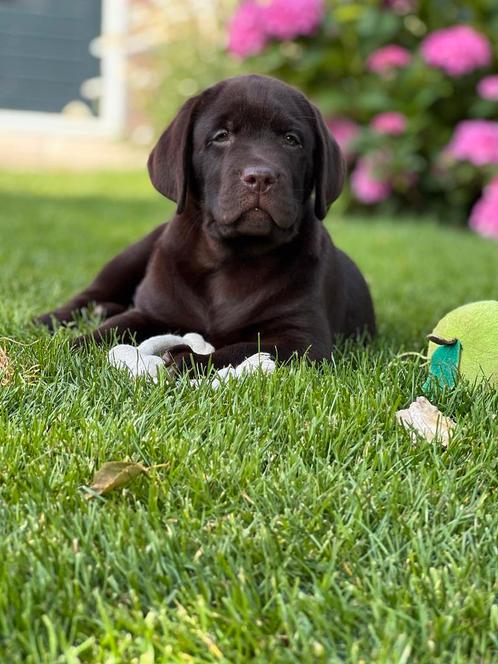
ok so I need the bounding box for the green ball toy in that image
[425,300,498,390]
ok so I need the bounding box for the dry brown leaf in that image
[396,396,456,448]
[0,347,13,386]
[86,461,148,498]
[85,461,170,499]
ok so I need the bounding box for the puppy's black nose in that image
[241,166,277,193]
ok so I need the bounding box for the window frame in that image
[0,0,128,137]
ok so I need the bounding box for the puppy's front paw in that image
[33,311,68,331]
[70,334,93,350]
[162,344,210,375]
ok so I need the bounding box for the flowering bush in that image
[226,0,498,237]
[367,45,411,75]
[228,0,324,57]
[325,117,360,160]
[351,154,392,204]
[420,25,491,77]
[445,120,498,166]
[371,112,407,135]
[469,177,498,239]
[227,2,267,58]
[264,0,324,41]
[477,76,498,102]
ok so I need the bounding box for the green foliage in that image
[1,172,498,661]
[146,0,240,128]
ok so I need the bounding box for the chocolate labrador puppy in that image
[36,75,375,371]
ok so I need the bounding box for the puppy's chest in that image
[201,266,273,330]
[139,252,297,337]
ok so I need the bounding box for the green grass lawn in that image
[1,171,497,663]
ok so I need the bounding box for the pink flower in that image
[469,178,498,240]
[421,25,491,76]
[371,112,407,135]
[264,0,324,40]
[228,1,267,58]
[367,45,411,74]
[445,120,498,166]
[351,154,391,204]
[326,117,360,159]
[228,0,324,58]
[477,75,498,101]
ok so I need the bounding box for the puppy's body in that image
[36,75,375,369]
[135,206,371,356]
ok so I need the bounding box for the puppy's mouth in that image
[214,207,274,238]
[234,207,273,236]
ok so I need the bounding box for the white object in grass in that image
[396,396,456,447]
[108,333,275,387]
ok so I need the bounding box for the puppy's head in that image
[148,75,344,246]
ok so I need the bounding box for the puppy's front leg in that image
[71,309,166,348]
[36,301,128,330]
[164,339,325,375]
[35,223,166,330]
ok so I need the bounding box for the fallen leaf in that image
[86,461,148,498]
[396,396,456,448]
[85,461,170,499]
[0,347,13,386]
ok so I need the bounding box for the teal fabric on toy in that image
[423,340,462,392]
[426,301,498,388]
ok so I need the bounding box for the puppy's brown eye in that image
[212,129,230,143]
[284,133,301,147]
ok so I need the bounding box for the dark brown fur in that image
[35,75,375,371]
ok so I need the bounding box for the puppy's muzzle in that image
[240,166,278,194]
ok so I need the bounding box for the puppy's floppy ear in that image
[310,103,346,220]
[148,95,200,214]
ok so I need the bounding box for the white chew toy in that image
[108,332,275,388]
